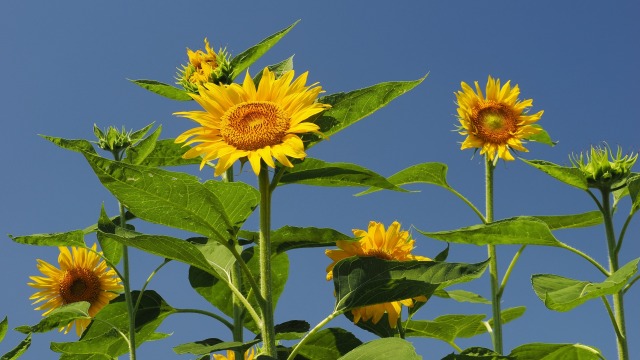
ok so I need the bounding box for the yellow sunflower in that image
[28,244,124,336]
[174,67,330,176]
[182,38,218,86]
[455,76,544,163]
[212,347,255,360]
[325,221,431,328]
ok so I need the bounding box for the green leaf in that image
[533,211,603,230]
[230,20,299,80]
[96,206,124,265]
[304,76,427,149]
[124,125,162,165]
[273,320,310,341]
[173,339,260,356]
[136,139,201,167]
[16,302,90,334]
[240,226,349,253]
[295,328,363,360]
[59,354,113,360]
[343,311,397,338]
[0,317,8,343]
[128,122,155,143]
[441,347,511,360]
[9,230,85,247]
[253,56,294,85]
[433,289,491,304]
[457,307,526,338]
[532,258,639,312]
[526,125,557,147]
[434,244,450,262]
[42,136,98,155]
[50,291,174,357]
[628,175,640,214]
[278,158,405,191]
[333,257,488,312]
[521,159,588,190]
[0,334,31,360]
[418,217,562,247]
[509,343,604,360]
[202,180,260,235]
[358,162,450,196]
[129,79,192,101]
[337,338,420,360]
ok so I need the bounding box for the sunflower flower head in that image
[174,67,330,176]
[28,244,124,336]
[455,76,544,164]
[212,347,256,360]
[571,144,637,191]
[177,38,233,92]
[325,221,431,328]
[93,124,134,153]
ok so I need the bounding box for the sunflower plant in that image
[6,20,637,360]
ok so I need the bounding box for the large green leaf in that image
[433,289,491,304]
[1,334,31,360]
[333,257,488,313]
[136,139,201,167]
[337,338,420,360]
[240,226,350,253]
[521,159,588,190]
[15,302,90,335]
[295,328,363,360]
[230,20,299,80]
[278,158,404,191]
[42,136,98,155]
[202,180,259,234]
[50,291,174,357]
[533,211,602,230]
[128,79,192,101]
[123,125,162,165]
[509,343,604,360]
[531,258,639,312]
[9,230,85,247]
[304,76,427,149]
[418,217,562,247]
[358,162,450,196]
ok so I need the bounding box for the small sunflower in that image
[455,76,544,163]
[325,221,431,328]
[174,67,330,176]
[177,38,232,91]
[28,244,123,336]
[212,347,255,360]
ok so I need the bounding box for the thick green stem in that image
[258,166,276,357]
[485,159,503,354]
[601,190,629,360]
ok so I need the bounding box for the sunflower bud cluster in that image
[571,145,637,191]
[93,124,134,153]
[176,38,233,92]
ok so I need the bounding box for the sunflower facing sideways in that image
[325,221,431,328]
[213,347,256,360]
[28,244,123,336]
[174,67,330,177]
[455,76,544,163]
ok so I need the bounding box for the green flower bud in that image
[570,144,637,191]
[176,39,234,93]
[94,124,134,153]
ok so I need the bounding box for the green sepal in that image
[128,79,192,101]
[521,159,588,190]
[337,338,420,360]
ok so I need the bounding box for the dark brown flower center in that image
[471,101,518,144]
[220,101,290,150]
[59,268,101,304]
[366,249,394,260]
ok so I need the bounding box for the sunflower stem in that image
[172,308,234,332]
[258,165,277,357]
[287,311,343,360]
[485,158,503,355]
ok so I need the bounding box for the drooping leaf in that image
[304,76,427,149]
[433,289,491,304]
[333,257,489,313]
[531,258,639,312]
[9,230,85,247]
[337,338,420,360]
[124,125,162,165]
[434,244,450,262]
[521,159,588,190]
[295,328,363,360]
[358,162,450,196]
[343,311,397,338]
[239,226,350,253]
[526,125,557,147]
[441,347,511,360]
[128,79,192,101]
[173,338,260,356]
[278,158,405,191]
[16,302,90,334]
[418,217,562,247]
[0,317,8,343]
[96,206,124,266]
[273,320,310,341]
[1,334,31,360]
[136,139,201,167]
[253,56,294,85]
[230,20,299,80]
[533,211,602,230]
[509,343,604,360]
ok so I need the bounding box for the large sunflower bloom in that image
[325,221,431,328]
[213,347,255,360]
[28,244,123,336]
[174,67,330,176]
[455,76,544,163]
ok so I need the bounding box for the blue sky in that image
[1,1,638,358]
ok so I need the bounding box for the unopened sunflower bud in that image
[94,124,133,152]
[571,145,637,191]
[176,39,233,93]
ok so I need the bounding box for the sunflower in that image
[455,76,544,163]
[325,221,431,328]
[28,244,123,336]
[174,67,330,176]
[212,347,255,360]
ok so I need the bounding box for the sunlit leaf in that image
[96,206,124,266]
[295,328,363,360]
[337,338,420,360]
[0,317,8,343]
[304,76,427,149]
[253,56,294,85]
[124,125,162,165]
[457,307,526,338]
[230,20,299,80]
[418,217,562,247]
[532,258,639,312]
[533,211,602,230]
[136,139,201,167]
[128,79,192,101]
[0,334,31,360]
[41,136,98,155]
[16,302,90,334]
[9,230,85,247]
[433,289,490,304]
[202,180,259,234]
[526,125,557,147]
[521,159,588,190]
[239,226,350,253]
[272,320,310,341]
[358,162,450,196]
[509,343,604,360]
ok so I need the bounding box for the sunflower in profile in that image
[174,67,330,176]
[213,347,256,360]
[455,76,544,163]
[325,221,431,328]
[28,244,123,336]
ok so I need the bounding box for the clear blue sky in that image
[1,1,638,358]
